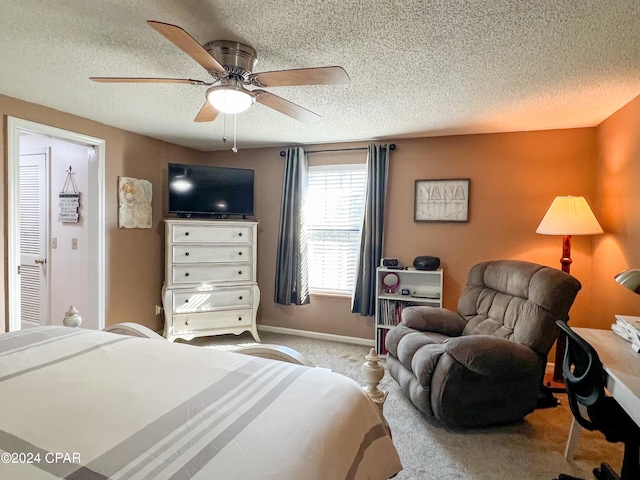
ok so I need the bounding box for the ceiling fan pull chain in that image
[232,114,238,153]
[222,114,227,143]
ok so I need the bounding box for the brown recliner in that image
[385,260,582,429]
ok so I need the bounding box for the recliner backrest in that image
[457,260,582,357]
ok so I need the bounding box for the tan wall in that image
[206,129,600,341]
[1,91,611,342]
[203,144,378,339]
[592,94,640,327]
[1,94,207,331]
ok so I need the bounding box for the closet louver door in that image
[19,152,48,328]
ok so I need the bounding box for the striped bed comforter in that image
[0,327,402,480]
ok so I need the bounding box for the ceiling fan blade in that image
[146,20,226,74]
[254,90,320,124]
[251,66,350,87]
[194,101,219,122]
[90,77,207,85]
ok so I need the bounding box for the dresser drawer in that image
[172,224,253,243]
[172,244,252,264]
[173,309,252,333]
[172,263,253,284]
[173,287,252,313]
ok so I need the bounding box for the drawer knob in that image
[238,232,243,236]
[185,272,190,277]
[238,271,243,275]
[238,251,242,256]
[185,232,190,236]
[185,252,190,256]
[239,296,243,300]
[185,320,190,325]
[238,317,242,321]
[184,299,189,303]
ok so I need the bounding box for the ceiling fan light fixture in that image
[206,85,254,115]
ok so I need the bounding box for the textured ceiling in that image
[1,1,640,152]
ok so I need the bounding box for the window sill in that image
[309,291,352,299]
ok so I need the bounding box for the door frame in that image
[7,117,106,331]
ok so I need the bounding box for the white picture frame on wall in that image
[118,176,152,229]
[414,178,470,223]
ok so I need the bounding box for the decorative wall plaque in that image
[118,176,152,229]
[59,166,80,223]
[414,178,470,223]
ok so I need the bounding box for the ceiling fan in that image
[90,20,350,124]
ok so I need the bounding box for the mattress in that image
[0,326,402,479]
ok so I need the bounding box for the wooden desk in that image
[564,327,640,459]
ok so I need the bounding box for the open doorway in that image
[7,117,105,331]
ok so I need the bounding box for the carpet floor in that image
[185,331,623,480]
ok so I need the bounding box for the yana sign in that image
[414,178,470,223]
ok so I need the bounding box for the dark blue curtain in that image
[351,143,390,316]
[274,147,310,305]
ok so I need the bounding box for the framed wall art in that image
[118,176,152,229]
[414,178,470,223]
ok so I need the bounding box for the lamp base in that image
[544,371,566,392]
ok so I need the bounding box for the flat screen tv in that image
[168,163,254,217]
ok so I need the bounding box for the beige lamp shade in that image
[615,268,640,295]
[536,196,603,235]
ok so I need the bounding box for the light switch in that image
[72,238,77,250]
[52,237,57,249]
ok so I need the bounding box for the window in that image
[306,164,367,294]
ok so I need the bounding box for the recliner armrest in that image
[442,335,540,377]
[401,306,466,336]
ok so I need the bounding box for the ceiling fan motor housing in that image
[203,40,257,80]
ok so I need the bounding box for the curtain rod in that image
[279,144,396,157]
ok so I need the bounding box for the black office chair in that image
[554,320,640,480]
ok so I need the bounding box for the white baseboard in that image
[258,324,375,347]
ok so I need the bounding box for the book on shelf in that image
[377,299,422,327]
[377,328,388,355]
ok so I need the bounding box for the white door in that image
[19,150,49,328]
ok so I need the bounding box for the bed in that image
[0,326,402,479]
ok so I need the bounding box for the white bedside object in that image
[63,305,82,327]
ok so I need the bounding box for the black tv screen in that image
[168,163,254,217]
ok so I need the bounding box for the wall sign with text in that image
[414,178,470,223]
[58,166,80,223]
[58,192,80,223]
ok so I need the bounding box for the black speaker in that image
[381,258,399,267]
[413,256,440,271]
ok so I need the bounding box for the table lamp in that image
[536,196,603,386]
[615,268,640,294]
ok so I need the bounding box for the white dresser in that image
[162,219,261,342]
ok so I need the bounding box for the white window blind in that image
[306,164,367,294]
